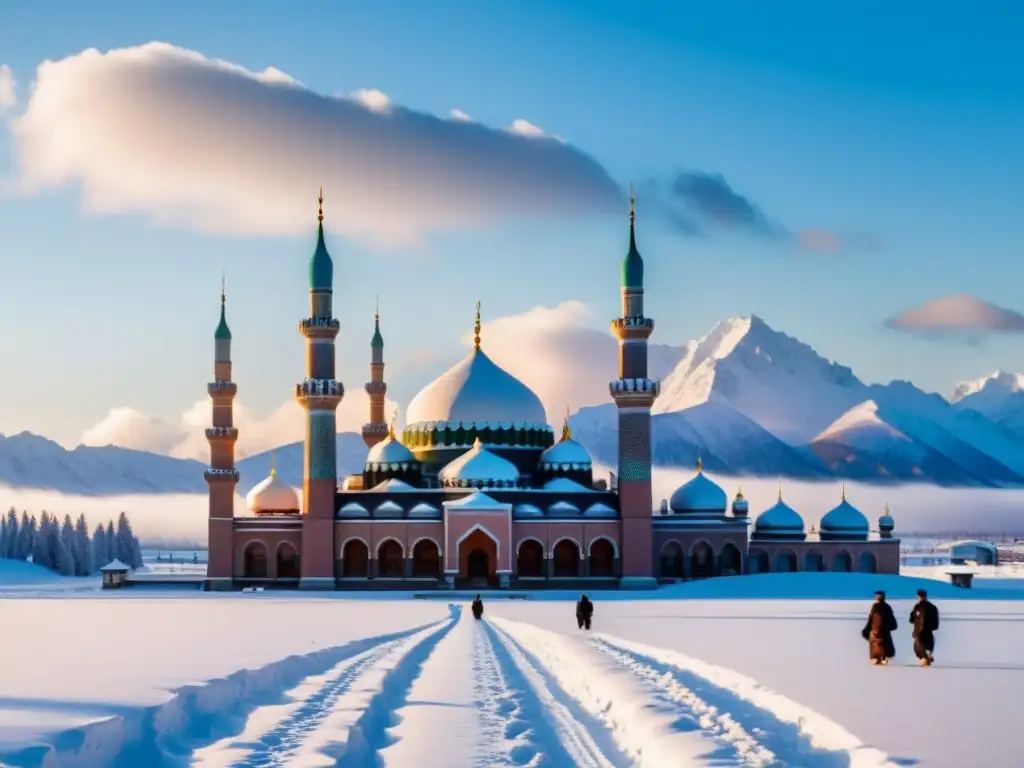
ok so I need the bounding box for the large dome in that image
[246,464,299,514]
[439,438,521,488]
[819,490,869,541]
[406,347,547,429]
[669,461,727,513]
[752,496,805,539]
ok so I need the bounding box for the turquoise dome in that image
[752,499,806,540]
[819,498,869,541]
[214,303,231,341]
[309,223,334,291]
[669,468,727,513]
[371,313,384,349]
[621,191,643,289]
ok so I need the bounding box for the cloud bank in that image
[886,294,1024,340]
[0,65,15,112]
[10,42,622,245]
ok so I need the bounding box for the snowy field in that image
[0,569,1021,767]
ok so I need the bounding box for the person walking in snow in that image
[862,590,898,665]
[910,589,940,666]
[576,594,594,630]
[471,594,484,620]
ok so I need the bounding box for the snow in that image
[0,571,1020,767]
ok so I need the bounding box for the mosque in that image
[204,192,900,590]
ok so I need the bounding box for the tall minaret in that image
[204,277,239,589]
[610,187,660,587]
[362,299,388,448]
[295,189,344,588]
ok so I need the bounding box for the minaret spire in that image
[841,480,846,501]
[696,456,703,472]
[363,303,388,448]
[270,450,277,476]
[561,405,572,441]
[473,300,482,350]
[317,186,324,223]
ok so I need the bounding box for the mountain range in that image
[4,315,1024,495]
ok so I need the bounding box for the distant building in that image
[203,192,900,590]
[937,539,1000,566]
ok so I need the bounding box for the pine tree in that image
[0,519,7,560]
[115,512,135,566]
[74,514,94,575]
[92,523,109,570]
[5,508,18,558]
[44,515,63,572]
[130,534,144,569]
[105,521,116,564]
[60,515,78,575]
[17,513,35,562]
[32,514,50,568]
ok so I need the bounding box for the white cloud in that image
[449,108,472,122]
[10,42,622,246]
[348,88,391,113]
[508,118,544,136]
[0,65,15,112]
[81,387,398,461]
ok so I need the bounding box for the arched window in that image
[342,539,369,577]
[243,542,267,578]
[720,543,742,576]
[517,540,544,577]
[833,551,852,573]
[552,539,580,577]
[859,551,878,574]
[378,539,404,577]
[803,551,824,572]
[747,549,770,574]
[412,539,440,577]
[660,541,685,578]
[276,542,300,579]
[588,539,615,578]
[774,550,798,573]
[690,541,714,578]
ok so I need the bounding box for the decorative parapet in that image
[365,380,387,395]
[609,377,661,396]
[611,316,655,332]
[204,467,239,482]
[299,316,341,336]
[362,422,388,435]
[207,380,237,397]
[205,426,239,440]
[295,378,344,398]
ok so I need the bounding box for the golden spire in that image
[473,300,482,350]
[317,186,324,223]
[375,293,380,322]
[388,410,397,439]
[629,182,635,227]
[696,456,703,472]
[841,480,846,501]
[777,480,783,501]
[736,485,744,500]
[220,270,226,306]
[270,450,277,477]
[561,405,572,441]
[884,502,891,515]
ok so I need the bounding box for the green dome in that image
[622,194,643,289]
[371,313,384,348]
[309,222,334,291]
[214,302,231,340]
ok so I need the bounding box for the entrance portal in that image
[467,548,489,579]
[458,528,498,586]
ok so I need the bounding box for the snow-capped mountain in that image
[951,370,1024,435]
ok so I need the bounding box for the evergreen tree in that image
[32,514,50,567]
[16,513,35,562]
[91,523,109,570]
[115,512,136,566]
[60,515,78,576]
[5,508,18,558]
[43,515,63,571]
[130,534,144,569]
[0,519,7,560]
[105,520,116,564]
[74,514,94,575]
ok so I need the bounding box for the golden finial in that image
[220,270,226,306]
[841,480,846,501]
[317,187,324,223]
[388,410,397,439]
[629,183,635,226]
[696,456,703,472]
[270,450,277,477]
[777,480,783,501]
[562,405,572,441]
[736,485,744,500]
[375,293,380,322]
[884,502,891,515]
[473,300,482,350]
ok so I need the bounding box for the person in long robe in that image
[471,594,484,620]
[910,588,940,666]
[576,594,594,630]
[862,590,897,664]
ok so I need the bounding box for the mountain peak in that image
[951,370,1024,403]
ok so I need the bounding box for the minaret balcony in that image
[365,380,388,396]
[610,377,661,396]
[205,426,239,441]
[207,381,237,397]
[611,317,655,339]
[362,422,388,436]
[299,317,341,338]
[296,378,344,397]
[204,467,240,482]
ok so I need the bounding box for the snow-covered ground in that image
[0,570,1020,767]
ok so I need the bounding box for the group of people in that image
[864,589,940,666]
[469,593,595,631]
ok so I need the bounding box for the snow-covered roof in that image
[339,502,370,517]
[819,496,869,540]
[374,500,404,516]
[542,477,592,493]
[669,468,727,513]
[101,559,130,572]
[539,437,592,469]
[370,478,416,492]
[444,491,508,510]
[439,438,520,488]
[246,468,299,513]
[408,502,441,518]
[405,346,547,428]
[936,540,998,553]
[513,503,544,517]
[583,502,617,518]
[547,500,581,516]
[365,433,416,467]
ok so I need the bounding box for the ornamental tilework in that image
[306,412,337,479]
[618,411,651,481]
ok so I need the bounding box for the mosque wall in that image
[233,528,303,580]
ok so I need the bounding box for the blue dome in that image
[752,498,806,540]
[819,497,869,541]
[669,468,727,513]
[731,489,749,517]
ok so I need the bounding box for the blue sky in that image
[0,0,1022,449]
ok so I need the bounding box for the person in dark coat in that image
[910,588,940,666]
[576,594,594,630]
[471,594,484,620]
[862,590,897,665]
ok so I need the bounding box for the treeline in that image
[0,509,144,577]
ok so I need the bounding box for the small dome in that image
[731,488,749,517]
[365,430,415,467]
[669,460,727,513]
[439,438,521,488]
[879,504,895,536]
[819,488,869,540]
[753,495,805,538]
[540,415,592,468]
[542,477,592,492]
[246,462,299,514]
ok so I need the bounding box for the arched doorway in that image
[690,541,714,579]
[517,540,544,577]
[859,551,878,574]
[342,539,368,577]
[748,549,770,574]
[720,543,742,575]
[276,542,300,579]
[833,551,852,573]
[553,539,580,577]
[588,539,615,578]
[412,539,440,577]
[774,550,797,573]
[803,551,824,572]
[377,539,404,577]
[243,541,267,578]
[458,528,498,584]
[660,541,685,578]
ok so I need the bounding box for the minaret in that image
[204,277,239,589]
[295,189,344,588]
[609,186,659,588]
[362,298,388,448]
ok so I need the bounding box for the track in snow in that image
[589,636,854,768]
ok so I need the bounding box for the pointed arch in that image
[689,540,715,578]
[242,539,268,579]
[588,536,619,558]
[552,538,581,577]
[659,539,685,578]
[516,538,544,577]
[376,537,404,577]
[411,537,441,577]
[341,537,369,577]
[588,537,616,578]
[275,541,300,579]
[456,523,501,560]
